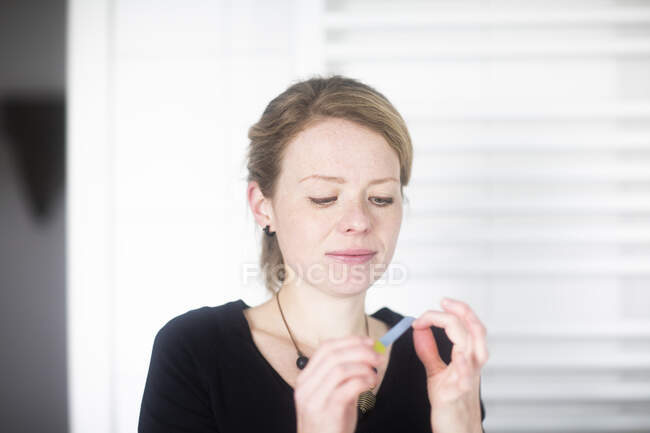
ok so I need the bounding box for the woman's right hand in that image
[294,336,385,433]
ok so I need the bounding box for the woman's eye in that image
[309,196,337,206]
[309,196,394,206]
[371,197,394,206]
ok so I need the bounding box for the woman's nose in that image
[338,198,372,234]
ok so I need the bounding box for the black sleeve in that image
[138,319,221,433]
[479,376,486,431]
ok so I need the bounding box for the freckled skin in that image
[269,117,404,296]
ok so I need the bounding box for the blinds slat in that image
[409,132,650,151]
[482,383,650,402]
[483,355,650,371]
[484,414,650,432]
[325,9,650,28]
[393,258,650,276]
[399,102,650,120]
[400,223,650,243]
[326,40,650,60]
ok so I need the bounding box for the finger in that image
[304,339,380,384]
[306,359,378,411]
[440,307,477,368]
[298,344,381,406]
[412,310,471,355]
[296,336,371,402]
[323,363,378,408]
[454,352,474,393]
[327,374,375,409]
[309,343,380,388]
[412,326,447,377]
[441,298,489,366]
[464,320,489,366]
[300,336,373,379]
[441,298,487,339]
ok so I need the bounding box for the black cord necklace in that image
[275,290,377,414]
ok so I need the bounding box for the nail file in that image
[373,316,416,354]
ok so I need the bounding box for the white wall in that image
[68,1,324,432]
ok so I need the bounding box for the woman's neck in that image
[275,278,369,350]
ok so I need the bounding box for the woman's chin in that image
[317,277,377,296]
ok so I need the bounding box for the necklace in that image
[275,290,377,414]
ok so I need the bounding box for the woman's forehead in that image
[291,117,383,149]
[281,119,399,181]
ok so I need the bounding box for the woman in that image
[138,75,488,433]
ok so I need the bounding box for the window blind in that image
[320,1,650,431]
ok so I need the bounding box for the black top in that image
[138,299,486,432]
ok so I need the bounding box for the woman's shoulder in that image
[153,299,247,351]
[370,305,404,327]
[140,300,249,432]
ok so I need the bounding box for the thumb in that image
[413,327,447,378]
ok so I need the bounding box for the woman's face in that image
[268,117,403,296]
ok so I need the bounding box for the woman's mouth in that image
[325,249,377,264]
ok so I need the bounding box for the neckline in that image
[235,299,401,409]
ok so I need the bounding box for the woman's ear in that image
[247,181,274,230]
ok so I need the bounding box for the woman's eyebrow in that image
[299,174,399,186]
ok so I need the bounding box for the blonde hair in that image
[246,75,413,296]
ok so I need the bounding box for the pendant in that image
[296,355,309,370]
[357,390,376,414]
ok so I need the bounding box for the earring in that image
[263,225,276,237]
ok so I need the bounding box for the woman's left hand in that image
[411,297,489,433]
